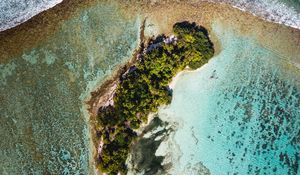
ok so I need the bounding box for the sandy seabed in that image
[1,0,300,174]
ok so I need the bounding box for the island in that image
[94,21,215,174]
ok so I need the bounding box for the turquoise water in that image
[155,22,300,175]
[0,4,140,174]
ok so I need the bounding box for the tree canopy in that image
[96,21,214,175]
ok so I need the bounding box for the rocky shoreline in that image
[86,18,147,175]
[87,20,179,169]
[88,21,215,174]
[1,1,300,174]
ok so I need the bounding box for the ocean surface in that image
[0,0,63,31]
[130,22,300,174]
[210,0,300,29]
[1,0,300,175]
[0,4,140,174]
[1,0,300,31]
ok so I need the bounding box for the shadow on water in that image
[128,116,173,175]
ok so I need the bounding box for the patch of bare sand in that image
[1,1,300,174]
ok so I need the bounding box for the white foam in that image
[207,0,300,29]
[0,0,300,32]
[0,0,62,32]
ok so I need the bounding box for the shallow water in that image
[148,22,300,175]
[1,1,300,174]
[0,4,140,174]
[1,0,300,31]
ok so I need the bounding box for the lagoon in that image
[154,22,300,175]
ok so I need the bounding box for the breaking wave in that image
[211,0,300,29]
[0,0,62,31]
[0,0,300,32]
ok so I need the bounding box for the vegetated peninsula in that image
[95,21,214,174]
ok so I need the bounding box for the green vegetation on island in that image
[96,21,214,174]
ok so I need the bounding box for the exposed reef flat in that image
[0,0,138,63]
[150,23,300,174]
[0,2,141,174]
[2,0,300,33]
[1,1,300,63]
[1,0,300,175]
[125,3,300,175]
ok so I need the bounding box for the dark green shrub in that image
[96,21,214,174]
